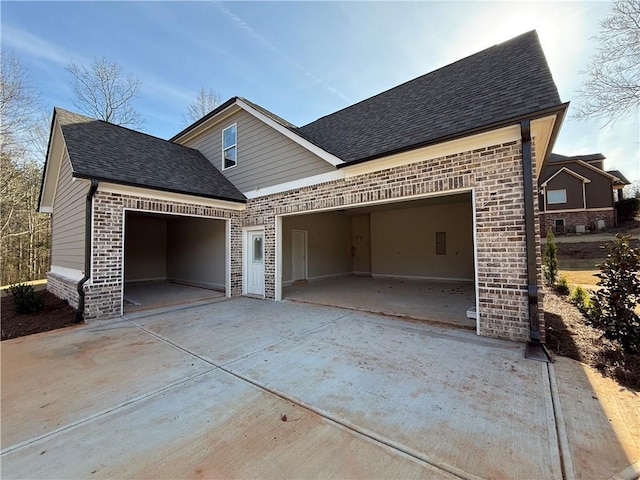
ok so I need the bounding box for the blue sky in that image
[2,1,638,182]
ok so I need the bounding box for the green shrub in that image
[555,275,570,296]
[8,283,44,314]
[543,230,559,286]
[588,234,640,354]
[615,198,640,223]
[570,285,591,314]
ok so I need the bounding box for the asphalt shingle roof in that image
[55,108,245,202]
[607,170,631,185]
[297,30,564,164]
[549,153,606,163]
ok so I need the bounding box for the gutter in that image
[520,120,552,362]
[74,179,99,323]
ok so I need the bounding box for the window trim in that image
[222,123,237,171]
[547,189,567,205]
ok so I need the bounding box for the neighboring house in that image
[39,31,568,343]
[538,153,630,235]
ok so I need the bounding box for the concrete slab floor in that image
[283,275,476,329]
[2,298,638,479]
[123,280,224,313]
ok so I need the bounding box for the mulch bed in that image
[544,290,640,390]
[1,290,80,341]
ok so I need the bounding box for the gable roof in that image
[53,108,245,203]
[540,153,619,185]
[297,30,565,165]
[172,30,566,169]
[541,166,591,187]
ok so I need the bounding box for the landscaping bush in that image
[8,283,44,314]
[588,234,640,354]
[615,198,640,223]
[543,230,558,286]
[555,275,570,296]
[570,285,591,314]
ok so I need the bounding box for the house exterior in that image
[39,31,568,343]
[538,153,630,235]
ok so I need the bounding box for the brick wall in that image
[77,139,542,343]
[84,192,242,322]
[244,139,543,342]
[539,209,615,235]
[46,272,80,308]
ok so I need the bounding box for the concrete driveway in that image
[1,298,638,479]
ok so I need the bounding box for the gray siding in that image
[183,110,334,193]
[546,172,584,210]
[51,153,88,272]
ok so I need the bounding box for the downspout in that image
[74,179,99,323]
[520,120,552,362]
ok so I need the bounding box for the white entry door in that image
[292,229,307,282]
[247,231,265,296]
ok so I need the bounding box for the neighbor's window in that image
[547,189,567,204]
[222,124,237,170]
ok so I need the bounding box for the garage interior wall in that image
[167,217,226,289]
[371,202,474,281]
[124,215,167,282]
[281,212,352,284]
[124,213,225,289]
[280,198,474,285]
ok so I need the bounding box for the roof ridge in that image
[55,107,199,149]
[301,30,539,128]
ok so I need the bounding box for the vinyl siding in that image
[546,172,584,210]
[541,162,614,210]
[183,110,334,193]
[50,153,88,272]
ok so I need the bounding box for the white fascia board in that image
[173,104,242,144]
[541,167,591,187]
[39,118,64,212]
[243,170,345,199]
[573,160,619,180]
[343,124,522,178]
[530,115,557,176]
[97,182,246,211]
[235,98,344,167]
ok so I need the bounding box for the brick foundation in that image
[46,272,80,308]
[539,209,615,235]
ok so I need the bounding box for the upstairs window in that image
[222,124,237,170]
[547,189,567,204]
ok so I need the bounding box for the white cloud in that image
[213,2,349,102]
[1,25,88,66]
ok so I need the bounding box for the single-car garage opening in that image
[279,192,477,329]
[123,211,228,314]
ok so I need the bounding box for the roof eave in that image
[72,173,247,204]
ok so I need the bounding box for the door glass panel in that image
[252,235,263,263]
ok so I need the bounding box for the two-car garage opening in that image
[122,211,227,314]
[279,192,477,329]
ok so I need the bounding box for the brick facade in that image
[83,192,243,322]
[243,139,542,342]
[539,209,615,235]
[77,139,542,343]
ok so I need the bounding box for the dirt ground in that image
[1,290,79,341]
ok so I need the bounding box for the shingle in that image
[297,31,564,164]
[55,108,245,202]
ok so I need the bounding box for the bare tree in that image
[66,57,143,128]
[183,86,221,124]
[0,51,50,285]
[1,51,41,158]
[574,0,640,124]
